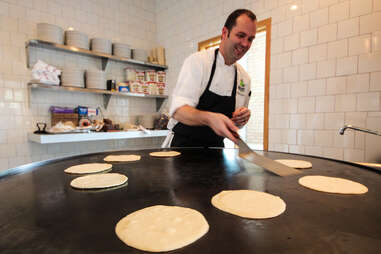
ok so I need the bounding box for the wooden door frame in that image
[198,18,271,151]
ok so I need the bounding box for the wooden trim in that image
[198,35,221,51]
[261,18,271,151]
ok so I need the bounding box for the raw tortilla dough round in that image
[70,173,128,189]
[298,175,368,194]
[104,155,141,162]
[211,190,286,219]
[64,163,112,174]
[275,159,312,169]
[115,205,209,252]
[149,151,181,157]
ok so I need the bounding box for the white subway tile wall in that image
[0,0,165,171]
[155,0,380,163]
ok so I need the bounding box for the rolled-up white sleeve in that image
[169,54,204,117]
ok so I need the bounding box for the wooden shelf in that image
[28,130,169,144]
[26,39,167,70]
[28,82,167,110]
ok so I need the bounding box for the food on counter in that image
[211,190,286,219]
[70,173,127,189]
[298,175,368,194]
[79,118,91,127]
[48,121,76,133]
[123,122,139,131]
[153,113,169,130]
[64,163,112,174]
[115,205,209,252]
[101,118,121,132]
[149,151,180,157]
[104,155,141,162]
[275,159,312,169]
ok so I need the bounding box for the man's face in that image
[221,14,257,62]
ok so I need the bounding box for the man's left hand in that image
[231,107,251,127]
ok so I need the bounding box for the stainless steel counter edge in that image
[28,130,169,144]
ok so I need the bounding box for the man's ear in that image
[221,27,229,40]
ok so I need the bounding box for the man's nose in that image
[240,38,250,48]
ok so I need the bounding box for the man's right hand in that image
[205,112,239,143]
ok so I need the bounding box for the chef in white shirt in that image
[163,9,257,148]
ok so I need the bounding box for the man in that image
[164,9,257,148]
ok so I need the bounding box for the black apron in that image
[171,48,237,148]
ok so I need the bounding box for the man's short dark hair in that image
[224,9,257,33]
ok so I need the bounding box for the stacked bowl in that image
[37,23,64,44]
[91,38,112,55]
[85,70,106,89]
[132,48,148,62]
[65,30,89,50]
[61,67,84,88]
[113,43,131,58]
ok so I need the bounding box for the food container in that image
[157,82,166,95]
[147,81,158,95]
[125,68,136,81]
[107,80,116,91]
[141,82,149,94]
[136,71,145,82]
[145,70,157,82]
[130,81,141,93]
[37,23,64,44]
[157,71,166,83]
[117,82,129,92]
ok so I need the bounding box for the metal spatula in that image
[235,135,302,177]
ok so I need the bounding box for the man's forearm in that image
[172,105,212,126]
[172,105,239,142]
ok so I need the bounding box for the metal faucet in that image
[339,124,381,136]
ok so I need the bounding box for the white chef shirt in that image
[167,48,251,130]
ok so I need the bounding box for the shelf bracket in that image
[156,98,166,111]
[103,94,112,108]
[101,57,108,70]
[25,43,31,68]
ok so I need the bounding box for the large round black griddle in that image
[0,148,380,254]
